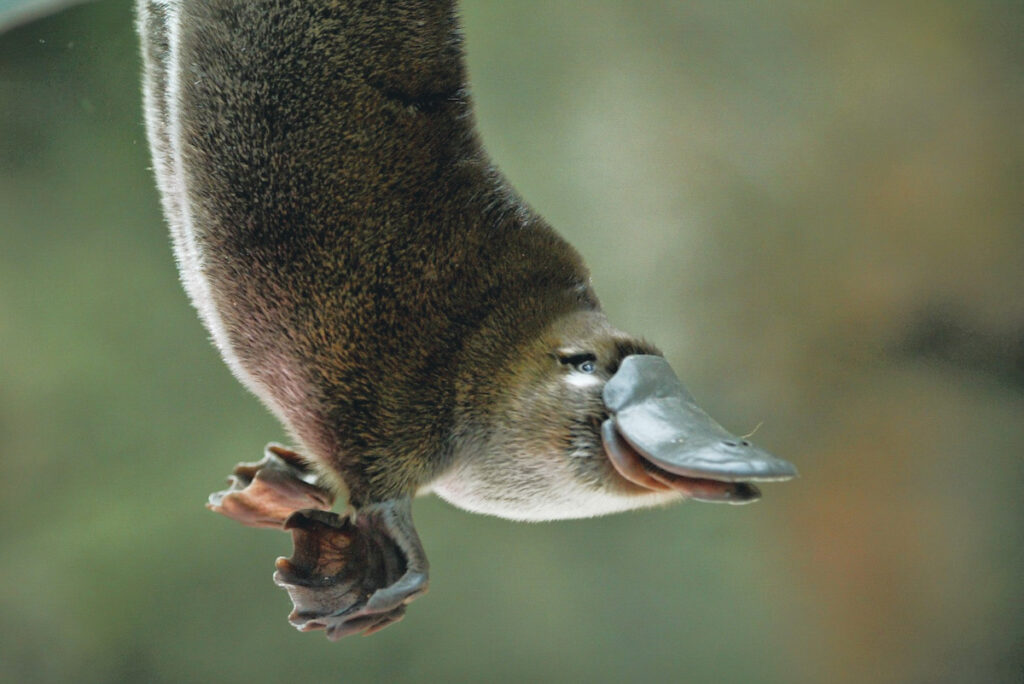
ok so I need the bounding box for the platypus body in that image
[138,0,796,639]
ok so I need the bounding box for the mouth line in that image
[600,419,762,504]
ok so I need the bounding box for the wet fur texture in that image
[139,0,668,517]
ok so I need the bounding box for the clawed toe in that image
[272,501,429,638]
[207,447,428,638]
[207,444,335,528]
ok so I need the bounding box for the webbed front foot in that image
[274,498,429,639]
[207,444,335,528]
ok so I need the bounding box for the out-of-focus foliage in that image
[1,1,1021,682]
[0,0,93,34]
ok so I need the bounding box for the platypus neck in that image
[451,278,597,429]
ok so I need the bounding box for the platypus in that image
[137,0,797,639]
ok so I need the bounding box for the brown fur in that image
[140,0,656,509]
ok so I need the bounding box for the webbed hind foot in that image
[274,498,429,639]
[207,443,335,528]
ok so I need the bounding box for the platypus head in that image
[433,311,797,522]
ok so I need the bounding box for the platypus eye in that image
[557,352,597,373]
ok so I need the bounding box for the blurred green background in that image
[1,1,1021,682]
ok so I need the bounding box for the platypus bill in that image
[137,0,797,639]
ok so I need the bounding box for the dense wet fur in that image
[435,314,670,520]
[139,0,668,516]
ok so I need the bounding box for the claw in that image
[207,444,335,528]
[207,446,428,638]
[272,499,429,639]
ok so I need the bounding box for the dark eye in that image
[557,352,598,373]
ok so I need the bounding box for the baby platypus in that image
[137,0,796,639]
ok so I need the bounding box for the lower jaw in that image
[602,420,761,505]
